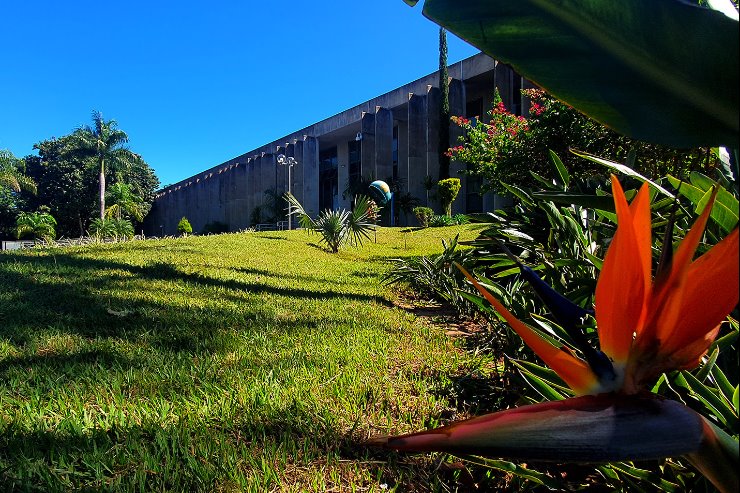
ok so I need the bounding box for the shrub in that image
[413,206,434,227]
[15,211,56,243]
[89,218,134,241]
[452,213,469,225]
[437,178,461,217]
[428,214,455,227]
[177,217,192,236]
[285,192,375,253]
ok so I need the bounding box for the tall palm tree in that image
[73,111,137,220]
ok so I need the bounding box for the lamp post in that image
[276,154,297,230]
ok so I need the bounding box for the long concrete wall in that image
[144,53,519,235]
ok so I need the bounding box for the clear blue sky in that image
[0,0,479,187]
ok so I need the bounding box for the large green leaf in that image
[405,0,739,147]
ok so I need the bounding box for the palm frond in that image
[284,192,315,230]
[346,194,375,247]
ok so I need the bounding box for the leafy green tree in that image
[0,150,37,195]
[438,27,450,180]
[177,217,193,236]
[25,135,99,237]
[1,150,37,239]
[105,181,144,222]
[437,178,460,217]
[25,131,158,238]
[72,111,139,220]
[449,90,721,193]
[16,210,56,243]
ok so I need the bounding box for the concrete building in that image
[144,52,525,235]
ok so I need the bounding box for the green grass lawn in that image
[0,225,493,492]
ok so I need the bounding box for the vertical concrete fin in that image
[302,136,319,216]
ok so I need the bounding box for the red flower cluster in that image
[530,102,545,116]
[492,101,509,115]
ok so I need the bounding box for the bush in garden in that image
[413,206,434,227]
[285,192,375,253]
[177,217,192,236]
[437,178,461,217]
[89,218,135,241]
[15,211,56,243]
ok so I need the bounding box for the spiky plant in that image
[285,192,375,253]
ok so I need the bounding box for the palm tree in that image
[105,181,144,221]
[285,192,375,253]
[0,150,37,195]
[73,111,137,220]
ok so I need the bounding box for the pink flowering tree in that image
[448,89,722,194]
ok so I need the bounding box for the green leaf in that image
[690,172,739,233]
[549,150,570,189]
[709,363,737,410]
[695,347,719,382]
[571,150,674,198]
[502,182,534,207]
[531,192,615,212]
[456,455,562,489]
[412,0,739,147]
[675,372,739,432]
[608,463,682,492]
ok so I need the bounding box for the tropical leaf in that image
[404,0,739,147]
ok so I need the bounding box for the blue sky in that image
[0,1,479,186]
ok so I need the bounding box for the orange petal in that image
[371,394,706,463]
[456,263,598,394]
[595,178,650,363]
[669,324,722,371]
[649,188,719,344]
[661,228,738,357]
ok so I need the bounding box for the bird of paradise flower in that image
[371,176,739,492]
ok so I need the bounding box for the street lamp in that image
[276,154,297,230]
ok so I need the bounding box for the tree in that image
[448,89,721,193]
[25,131,159,238]
[105,181,144,221]
[25,135,99,237]
[1,150,37,239]
[0,150,37,195]
[72,111,139,220]
[438,27,451,180]
[437,178,460,217]
[177,217,192,236]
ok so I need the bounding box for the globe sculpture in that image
[368,180,392,205]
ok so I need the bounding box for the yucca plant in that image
[284,192,375,253]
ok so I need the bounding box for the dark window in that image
[466,98,483,119]
[348,140,361,189]
[319,147,338,211]
[466,164,483,213]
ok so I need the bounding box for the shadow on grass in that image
[0,408,470,492]
[0,252,390,350]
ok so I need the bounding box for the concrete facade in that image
[145,53,523,235]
